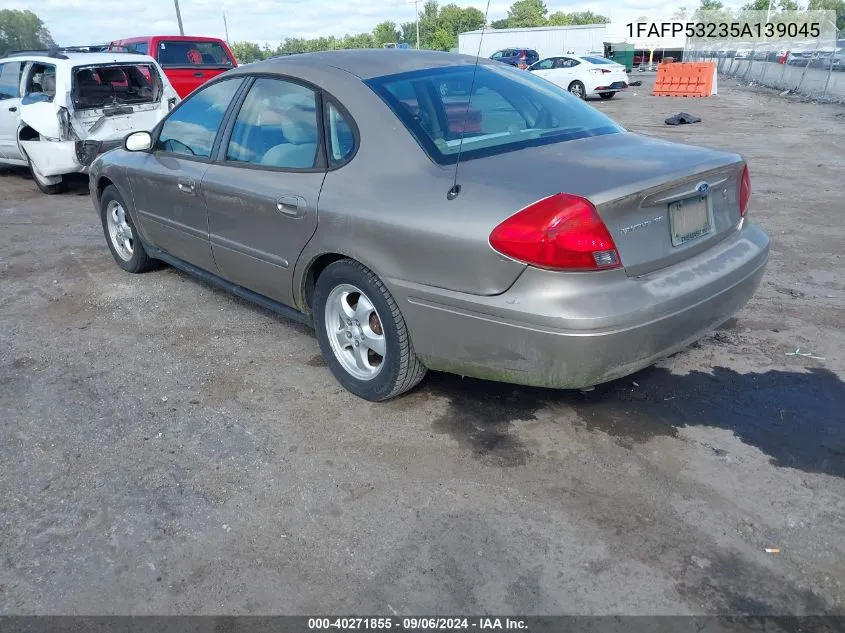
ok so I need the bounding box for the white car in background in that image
[527,55,629,100]
[0,48,179,194]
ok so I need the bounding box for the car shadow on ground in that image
[420,359,845,478]
[0,166,89,196]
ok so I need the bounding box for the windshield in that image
[73,64,163,109]
[365,63,624,165]
[157,40,234,67]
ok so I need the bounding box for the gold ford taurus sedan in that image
[89,49,769,401]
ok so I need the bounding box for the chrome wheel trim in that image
[106,200,134,262]
[324,283,386,381]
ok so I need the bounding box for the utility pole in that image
[223,12,230,43]
[174,0,185,35]
[408,0,420,49]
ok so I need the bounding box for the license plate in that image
[669,195,711,246]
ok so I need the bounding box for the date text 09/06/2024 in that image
[627,21,821,39]
[307,618,528,630]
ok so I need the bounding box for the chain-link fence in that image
[686,31,845,103]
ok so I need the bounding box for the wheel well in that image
[302,253,347,312]
[96,176,115,203]
[18,126,39,142]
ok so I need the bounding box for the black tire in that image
[26,155,64,195]
[568,80,586,99]
[313,259,427,402]
[599,92,616,100]
[99,185,156,274]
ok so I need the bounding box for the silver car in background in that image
[89,50,769,401]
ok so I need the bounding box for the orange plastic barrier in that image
[652,62,716,97]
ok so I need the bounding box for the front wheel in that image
[599,92,616,100]
[100,185,157,273]
[313,259,427,402]
[568,80,586,99]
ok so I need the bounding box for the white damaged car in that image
[0,49,179,193]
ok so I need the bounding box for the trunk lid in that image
[459,132,746,277]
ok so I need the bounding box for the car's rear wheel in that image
[599,92,616,100]
[568,80,586,99]
[313,259,427,402]
[26,155,64,195]
[99,185,156,274]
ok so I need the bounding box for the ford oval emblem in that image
[697,182,710,195]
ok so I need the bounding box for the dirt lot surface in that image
[1,74,844,616]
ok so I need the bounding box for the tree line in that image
[1,0,842,61]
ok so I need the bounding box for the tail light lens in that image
[739,164,751,217]
[489,193,621,271]
[520,51,526,59]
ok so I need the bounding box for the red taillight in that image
[520,51,526,59]
[739,164,751,217]
[489,193,621,271]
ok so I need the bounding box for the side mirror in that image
[124,131,153,152]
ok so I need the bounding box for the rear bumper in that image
[76,139,123,167]
[592,80,629,94]
[389,222,769,389]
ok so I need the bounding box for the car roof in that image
[2,51,159,67]
[232,49,498,80]
[114,35,228,43]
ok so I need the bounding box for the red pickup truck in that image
[108,35,238,98]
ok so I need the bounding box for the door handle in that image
[8,107,17,112]
[177,179,195,194]
[276,195,305,217]
[193,72,204,78]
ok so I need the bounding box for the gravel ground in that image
[1,74,844,616]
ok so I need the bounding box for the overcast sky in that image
[16,0,744,47]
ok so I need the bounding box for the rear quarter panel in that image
[293,66,528,308]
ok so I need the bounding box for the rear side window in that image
[23,63,57,103]
[157,40,234,67]
[0,62,23,99]
[326,102,355,165]
[226,78,319,169]
[123,42,149,55]
[158,78,243,157]
[366,63,623,165]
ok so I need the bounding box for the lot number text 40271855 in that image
[627,21,821,39]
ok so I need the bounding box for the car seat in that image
[260,119,318,168]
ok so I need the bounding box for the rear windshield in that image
[365,63,624,165]
[73,64,163,109]
[157,40,234,67]
[582,56,613,65]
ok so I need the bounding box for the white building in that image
[458,23,688,61]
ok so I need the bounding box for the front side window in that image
[326,102,355,165]
[158,78,243,157]
[491,51,503,60]
[226,78,319,169]
[531,59,554,71]
[0,62,23,100]
[366,63,623,165]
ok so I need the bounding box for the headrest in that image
[41,74,56,93]
[99,67,126,83]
